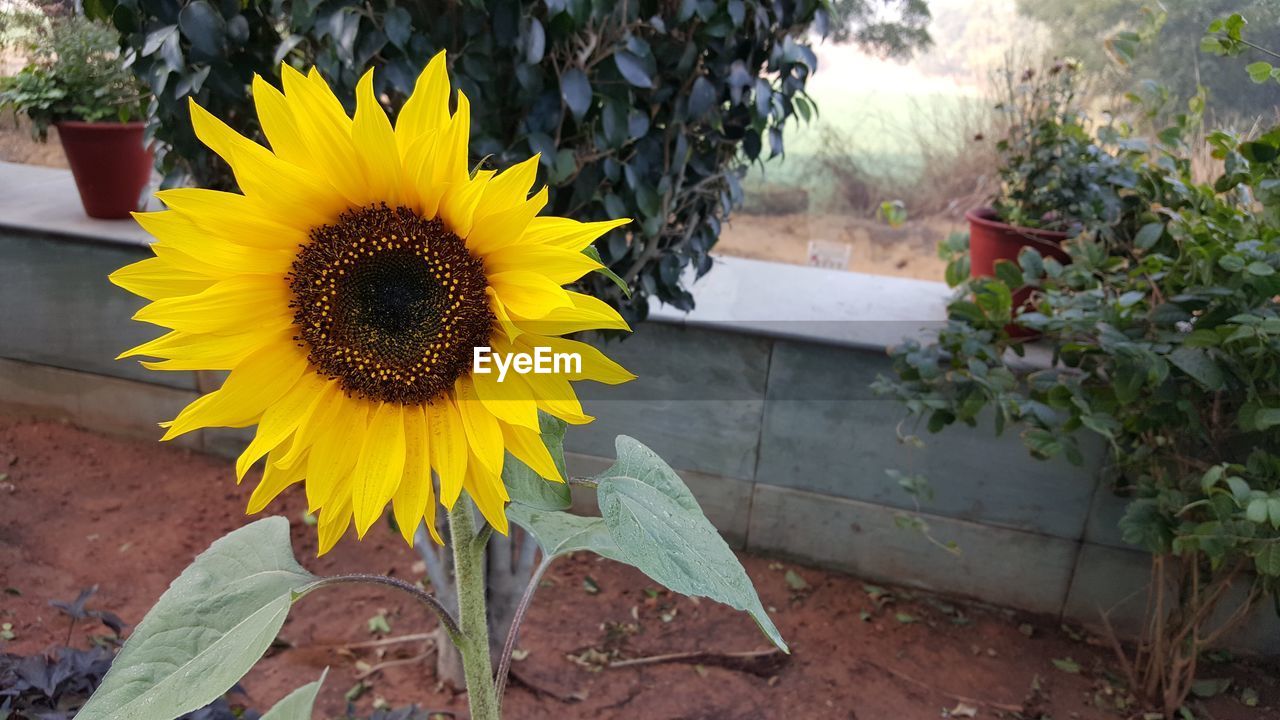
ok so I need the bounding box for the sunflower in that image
[110,53,635,553]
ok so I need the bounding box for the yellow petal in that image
[234,371,330,480]
[137,211,295,276]
[438,169,494,239]
[189,99,344,226]
[519,371,594,425]
[454,376,504,475]
[510,290,631,335]
[153,188,306,249]
[485,287,523,344]
[487,271,571,319]
[395,51,450,156]
[316,497,352,556]
[472,154,540,223]
[109,257,216,300]
[523,216,631,252]
[352,68,402,204]
[279,65,367,205]
[352,403,406,536]
[427,393,468,507]
[247,442,308,514]
[399,129,441,216]
[134,323,294,372]
[484,243,602,286]
[463,459,509,534]
[470,352,540,430]
[392,405,436,545]
[519,335,635,385]
[251,74,312,168]
[132,275,290,334]
[435,90,472,186]
[466,187,548,256]
[305,397,369,512]
[275,380,342,470]
[160,337,308,439]
[502,422,563,483]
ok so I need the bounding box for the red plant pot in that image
[966,207,1070,337]
[55,120,152,220]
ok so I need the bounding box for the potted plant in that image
[1,15,150,219]
[970,60,1136,316]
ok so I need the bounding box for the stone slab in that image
[1062,543,1280,655]
[0,231,195,390]
[0,161,155,247]
[755,339,1101,539]
[565,323,769,481]
[0,357,198,448]
[1082,479,1136,550]
[746,483,1078,616]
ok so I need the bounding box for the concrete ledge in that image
[0,358,199,450]
[746,483,1078,616]
[1062,543,1280,656]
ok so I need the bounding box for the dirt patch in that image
[0,415,1274,719]
[0,116,67,168]
[716,211,955,282]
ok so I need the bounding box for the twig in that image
[317,632,435,651]
[354,648,437,680]
[608,647,787,677]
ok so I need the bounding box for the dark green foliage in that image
[0,15,148,140]
[877,46,1280,706]
[988,58,1144,233]
[879,109,1280,583]
[84,0,872,321]
[0,588,254,720]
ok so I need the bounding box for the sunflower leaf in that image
[77,517,315,720]
[508,505,624,559]
[583,245,632,298]
[504,413,572,511]
[261,670,327,720]
[594,436,789,653]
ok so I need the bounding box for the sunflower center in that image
[289,204,493,404]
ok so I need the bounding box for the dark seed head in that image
[289,204,493,404]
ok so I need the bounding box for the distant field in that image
[744,90,984,211]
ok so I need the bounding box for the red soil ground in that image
[0,415,1274,719]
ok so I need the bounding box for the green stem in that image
[449,498,499,720]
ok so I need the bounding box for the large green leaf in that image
[1168,347,1225,390]
[77,517,315,720]
[260,670,327,720]
[595,436,788,652]
[503,413,571,511]
[507,505,623,560]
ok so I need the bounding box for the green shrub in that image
[0,15,147,140]
[85,0,919,321]
[876,54,1280,716]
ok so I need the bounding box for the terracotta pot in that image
[966,207,1070,337]
[55,120,152,219]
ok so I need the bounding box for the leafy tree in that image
[1018,0,1280,119]
[87,0,931,323]
[823,0,932,57]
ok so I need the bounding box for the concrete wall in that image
[1,162,1275,654]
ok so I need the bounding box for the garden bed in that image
[0,416,1273,719]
